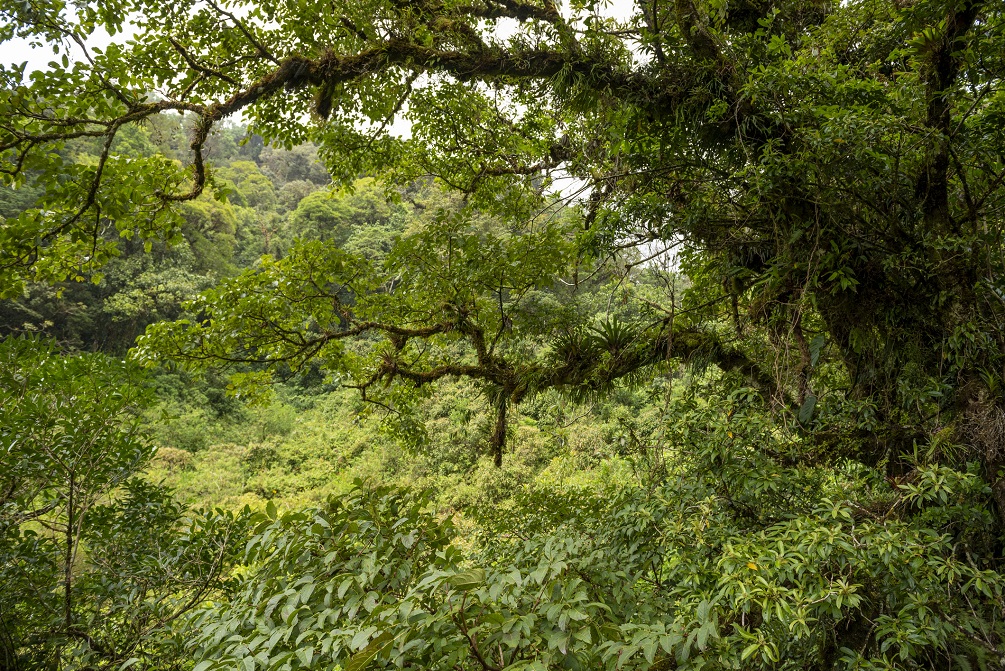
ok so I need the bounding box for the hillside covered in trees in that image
[4,0,1005,670]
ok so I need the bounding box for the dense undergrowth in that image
[143,372,644,514]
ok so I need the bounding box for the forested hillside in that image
[1,117,648,513]
[4,1,1005,670]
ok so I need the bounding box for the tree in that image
[284,178,395,248]
[259,143,329,186]
[140,190,581,465]
[0,337,248,669]
[218,160,277,210]
[138,181,774,465]
[5,0,1004,482]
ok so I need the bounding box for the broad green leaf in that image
[344,632,393,671]
[447,568,486,591]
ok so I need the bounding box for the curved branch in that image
[528,322,783,404]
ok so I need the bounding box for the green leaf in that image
[344,632,393,671]
[798,395,817,425]
[447,568,486,591]
[809,334,825,367]
[641,637,657,664]
[741,643,760,661]
[295,647,314,668]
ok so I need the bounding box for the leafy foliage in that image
[189,413,1005,671]
[135,187,630,464]
[0,337,249,670]
[5,0,1005,668]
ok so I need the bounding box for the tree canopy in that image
[4,0,1004,464]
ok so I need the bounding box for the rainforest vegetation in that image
[4,0,1005,669]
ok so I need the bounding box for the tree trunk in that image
[490,394,507,468]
